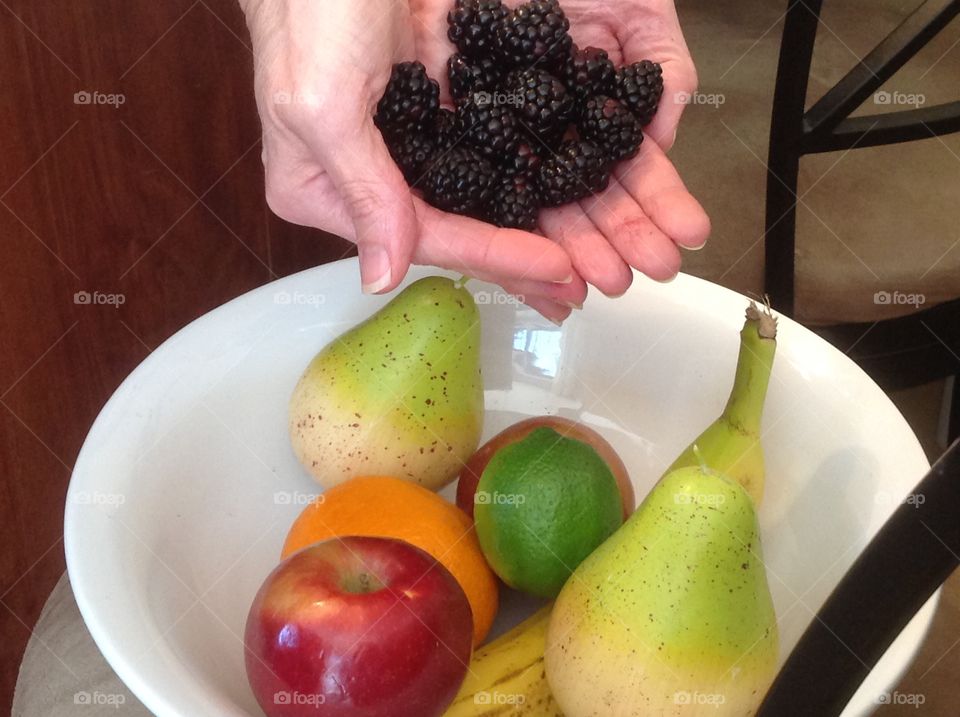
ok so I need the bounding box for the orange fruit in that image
[282,475,498,645]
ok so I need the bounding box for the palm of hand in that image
[409,0,708,297]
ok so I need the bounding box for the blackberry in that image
[448,54,503,103]
[615,61,663,125]
[505,68,573,141]
[456,96,521,161]
[502,142,542,177]
[530,125,570,155]
[537,140,610,206]
[484,174,540,230]
[447,0,508,59]
[422,146,497,216]
[387,132,438,185]
[578,95,643,161]
[435,108,458,151]
[497,0,571,69]
[561,45,616,103]
[374,62,440,138]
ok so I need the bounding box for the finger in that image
[511,292,573,325]
[538,203,633,297]
[615,138,710,249]
[414,201,574,283]
[472,271,588,309]
[313,123,418,294]
[580,177,681,282]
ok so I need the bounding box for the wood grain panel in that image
[0,1,354,711]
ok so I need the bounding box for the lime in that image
[473,426,623,598]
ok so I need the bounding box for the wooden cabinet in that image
[0,1,354,709]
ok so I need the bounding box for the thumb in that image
[320,124,418,294]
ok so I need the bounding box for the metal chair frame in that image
[757,437,960,715]
[764,0,960,440]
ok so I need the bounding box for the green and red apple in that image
[244,536,473,717]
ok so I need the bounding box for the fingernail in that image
[562,300,583,310]
[548,316,564,327]
[359,246,392,294]
[648,271,680,284]
[555,273,574,284]
[671,128,678,146]
[685,240,707,252]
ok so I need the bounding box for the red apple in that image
[244,536,473,717]
[456,415,635,521]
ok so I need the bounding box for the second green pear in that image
[289,276,483,491]
[545,464,779,716]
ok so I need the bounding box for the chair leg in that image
[764,154,800,317]
[764,0,824,318]
[950,375,960,443]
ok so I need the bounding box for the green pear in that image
[289,276,483,491]
[545,463,779,716]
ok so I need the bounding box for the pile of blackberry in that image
[374,0,663,230]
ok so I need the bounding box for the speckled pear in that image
[289,276,483,490]
[545,464,779,716]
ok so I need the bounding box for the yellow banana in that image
[445,606,563,716]
[666,301,777,505]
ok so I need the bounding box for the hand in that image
[240,0,583,322]
[412,0,710,298]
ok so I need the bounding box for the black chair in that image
[764,0,960,441]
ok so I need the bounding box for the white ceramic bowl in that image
[65,260,937,717]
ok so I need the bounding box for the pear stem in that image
[722,302,777,433]
[454,274,471,290]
